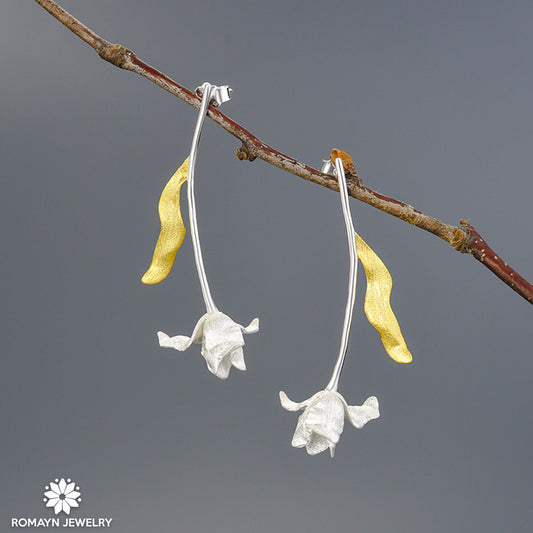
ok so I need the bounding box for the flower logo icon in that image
[43,478,81,515]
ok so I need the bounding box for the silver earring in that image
[157,83,259,380]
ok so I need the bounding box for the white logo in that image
[43,478,81,515]
[11,477,112,529]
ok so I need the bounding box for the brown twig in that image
[34,0,532,305]
[461,221,533,303]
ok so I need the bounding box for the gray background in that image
[2,1,532,532]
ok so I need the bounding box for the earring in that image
[280,150,412,457]
[144,82,258,379]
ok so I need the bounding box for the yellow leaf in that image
[356,234,412,363]
[141,158,189,284]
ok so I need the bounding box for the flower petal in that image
[291,414,312,447]
[345,396,380,429]
[65,497,79,508]
[46,497,60,508]
[189,314,209,344]
[279,391,309,412]
[65,490,80,500]
[199,313,246,379]
[305,433,331,456]
[54,500,63,515]
[157,314,209,351]
[241,317,259,335]
[203,341,235,368]
[63,501,71,515]
[209,355,232,379]
[305,391,345,444]
[230,346,246,371]
[203,313,244,354]
[58,479,67,494]
[44,490,59,499]
[64,482,76,495]
[49,482,61,495]
[157,331,192,351]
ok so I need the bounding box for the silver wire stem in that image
[325,158,359,392]
[187,82,232,314]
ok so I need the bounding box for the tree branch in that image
[34,0,532,305]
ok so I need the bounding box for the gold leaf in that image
[141,158,189,284]
[356,234,413,363]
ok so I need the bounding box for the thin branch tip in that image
[463,222,533,303]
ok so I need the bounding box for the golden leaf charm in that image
[355,234,413,363]
[142,158,189,284]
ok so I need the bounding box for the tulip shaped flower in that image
[158,312,259,379]
[280,390,379,457]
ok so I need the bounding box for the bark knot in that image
[236,143,256,162]
[451,219,473,254]
[98,43,128,68]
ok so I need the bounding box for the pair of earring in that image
[142,83,412,457]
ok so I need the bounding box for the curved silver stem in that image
[188,83,218,313]
[326,158,359,392]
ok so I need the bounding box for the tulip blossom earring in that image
[280,150,413,457]
[143,82,259,379]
